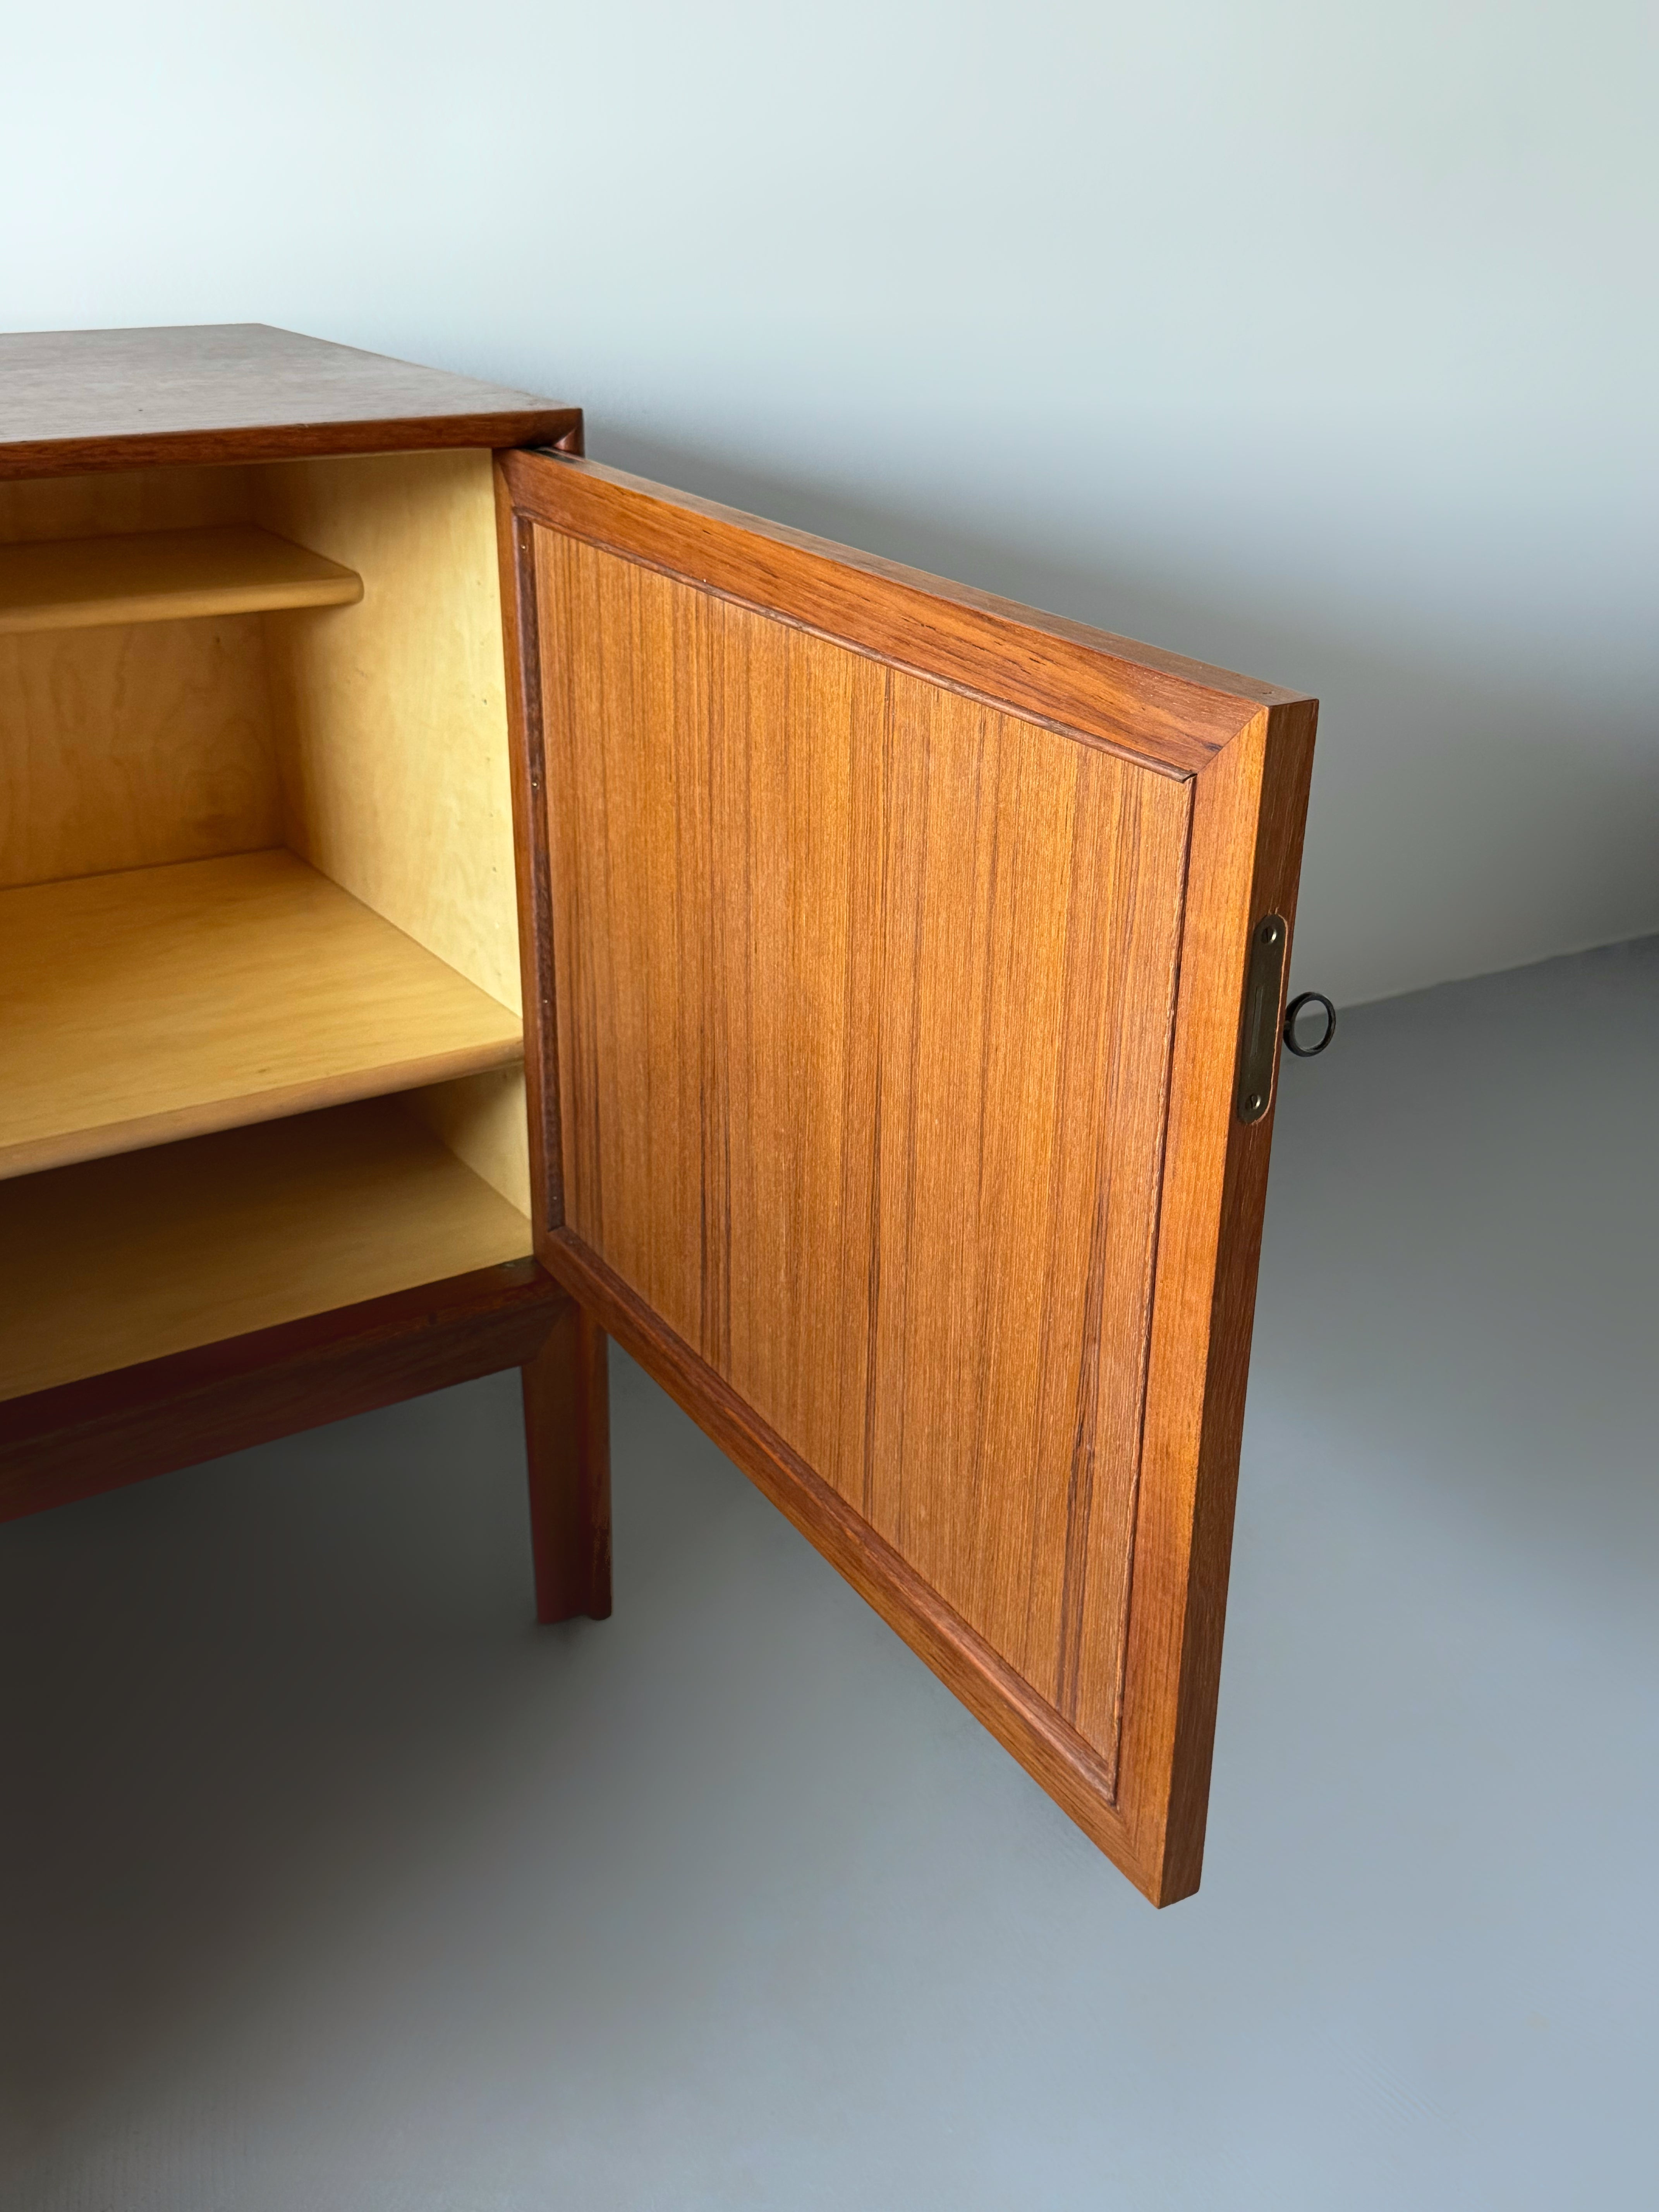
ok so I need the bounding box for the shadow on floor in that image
[3,938,1657,2209]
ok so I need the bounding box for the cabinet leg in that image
[520,1298,612,1624]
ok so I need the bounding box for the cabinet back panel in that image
[402,1070,533,1218]
[0,615,281,890]
[0,463,251,546]
[0,465,281,888]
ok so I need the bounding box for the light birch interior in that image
[0,451,532,1398]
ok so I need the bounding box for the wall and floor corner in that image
[5,938,1659,2208]
[3,0,1656,1010]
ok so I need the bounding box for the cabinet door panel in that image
[498,450,1316,1904]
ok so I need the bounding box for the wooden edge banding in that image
[1116,697,1319,1903]
[500,450,1312,780]
[540,1228,1160,1899]
[0,410,584,482]
[0,577,364,638]
[495,463,565,1238]
[0,1260,568,1522]
[494,493,611,1630]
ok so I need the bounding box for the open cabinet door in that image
[496,448,1316,1904]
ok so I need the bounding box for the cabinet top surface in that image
[0,323,580,478]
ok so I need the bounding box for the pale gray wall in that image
[4,0,1654,1003]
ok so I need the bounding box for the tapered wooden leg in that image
[520,1297,612,1623]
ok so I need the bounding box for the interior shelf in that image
[0,1101,534,1401]
[0,524,362,635]
[0,848,524,1179]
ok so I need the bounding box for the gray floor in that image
[5,939,1658,2209]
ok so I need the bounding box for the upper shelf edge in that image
[0,524,364,635]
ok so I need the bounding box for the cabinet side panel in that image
[253,450,522,1013]
[536,528,1190,1764]
[403,1070,532,1215]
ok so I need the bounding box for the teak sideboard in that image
[0,324,1316,1906]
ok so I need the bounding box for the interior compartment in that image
[0,849,522,1178]
[0,1100,535,1402]
[0,447,534,1387]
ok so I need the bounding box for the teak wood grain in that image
[500,450,1306,778]
[499,451,1317,1903]
[0,1259,563,1524]
[0,324,582,479]
[538,531,1190,1767]
[0,849,524,1178]
[521,1300,613,1625]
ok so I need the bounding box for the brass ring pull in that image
[1283,991,1336,1058]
